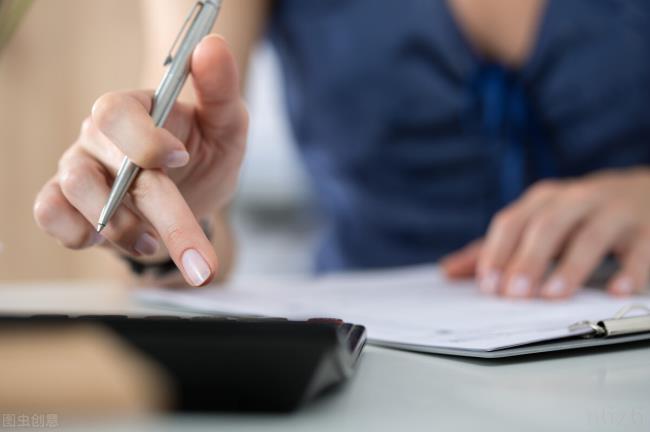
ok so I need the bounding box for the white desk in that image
[1,281,648,432]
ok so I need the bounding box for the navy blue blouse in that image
[269,0,650,272]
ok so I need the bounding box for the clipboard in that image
[135,266,650,360]
[375,304,650,358]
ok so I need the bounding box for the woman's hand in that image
[441,168,650,299]
[33,35,248,287]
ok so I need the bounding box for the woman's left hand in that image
[440,168,650,299]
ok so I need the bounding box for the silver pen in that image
[96,0,222,233]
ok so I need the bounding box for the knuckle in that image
[164,224,186,248]
[76,121,103,157]
[492,208,518,232]
[563,184,595,203]
[130,170,160,201]
[33,191,62,230]
[530,211,560,237]
[91,92,123,132]
[57,146,80,172]
[59,165,91,201]
[79,116,94,137]
[33,182,97,250]
[528,179,560,199]
[79,116,103,147]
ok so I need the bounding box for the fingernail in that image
[507,274,531,297]
[165,150,190,168]
[542,276,566,297]
[182,249,211,286]
[134,233,159,256]
[614,277,634,295]
[479,270,500,294]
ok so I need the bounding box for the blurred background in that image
[0,0,318,281]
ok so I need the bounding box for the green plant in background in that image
[0,0,33,54]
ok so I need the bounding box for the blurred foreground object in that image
[0,325,172,414]
[0,314,366,411]
[0,0,32,53]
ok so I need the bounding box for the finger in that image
[58,150,160,257]
[500,189,599,298]
[190,34,248,142]
[77,116,125,174]
[540,208,631,299]
[34,178,104,250]
[440,240,483,280]
[607,230,650,297]
[130,170,218,287]
[91,91,189,169]
[477,180,560,293]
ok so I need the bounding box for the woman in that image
[33,0,650,299]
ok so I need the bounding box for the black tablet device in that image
[0,314,366,412]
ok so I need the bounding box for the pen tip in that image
[96,223,105,234]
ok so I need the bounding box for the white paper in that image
[135,265,650,352]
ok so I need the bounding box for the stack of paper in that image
[135,265,650,357]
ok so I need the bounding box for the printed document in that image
[135,265,650,353]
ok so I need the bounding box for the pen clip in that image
[163,1,204,66]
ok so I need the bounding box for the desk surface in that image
[1,281,648,432]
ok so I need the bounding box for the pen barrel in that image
[150,0,221,127]
[151,72,187,127]
[98,159,140,227]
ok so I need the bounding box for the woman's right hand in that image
[33,35,248,287]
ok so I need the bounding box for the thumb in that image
[190,34,245,141]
